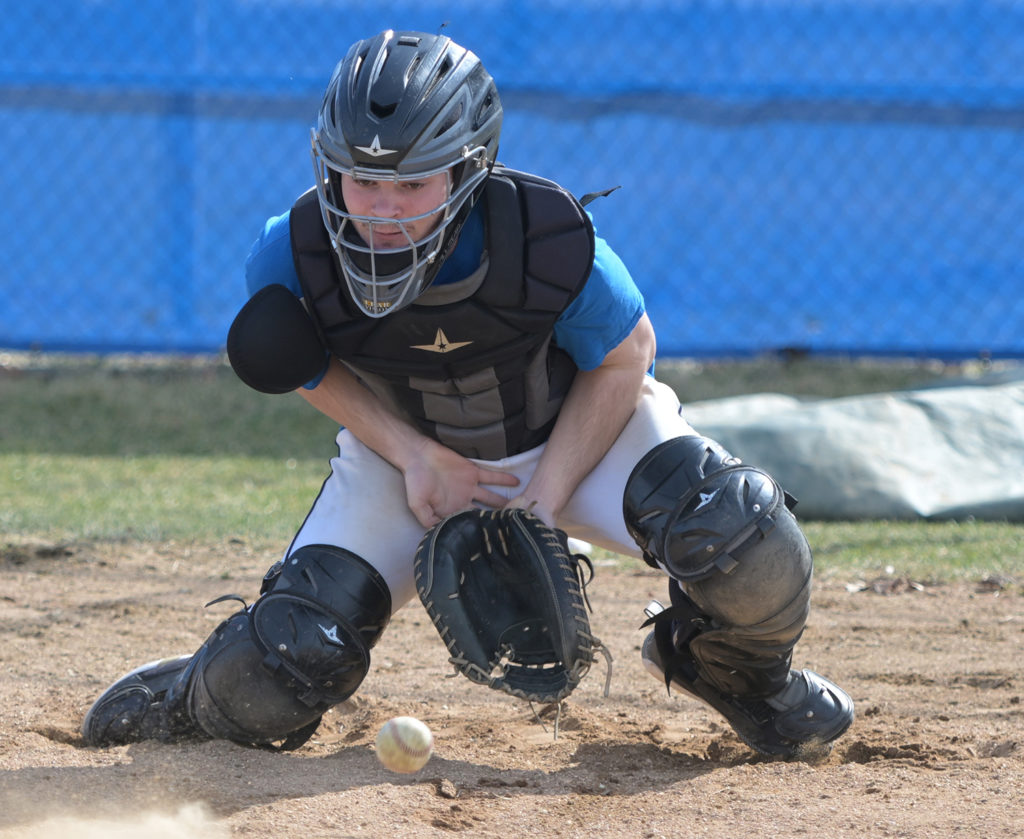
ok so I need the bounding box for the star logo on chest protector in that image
[411,328,474,353]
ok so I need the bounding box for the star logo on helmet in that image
[355,134,398,157]
[411,329,473,353]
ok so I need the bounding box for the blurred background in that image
[2,0,1022,360]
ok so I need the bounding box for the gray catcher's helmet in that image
[311,30,503,317]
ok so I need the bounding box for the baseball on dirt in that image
[375,716,434,774]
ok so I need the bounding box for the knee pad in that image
[624,435,792,581]
[184,545,392,747]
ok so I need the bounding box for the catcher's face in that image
[339,171,451,250]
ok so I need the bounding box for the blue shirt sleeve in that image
[244,209,301,297]
[244,209,329,389]
[553,225,646,371]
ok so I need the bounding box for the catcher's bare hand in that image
[403,439,519,527]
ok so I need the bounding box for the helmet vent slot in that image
[434,102,463,139]
[421,56,454,103]
[474,91,496,129]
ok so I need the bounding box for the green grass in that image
[1,356,339,542]
[801,519,1023,584]
[0,356,338,458]
[2,353,1021,585]
[653,355,1006,401]
[0,453,327,541]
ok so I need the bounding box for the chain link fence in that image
[2,1,1022,358]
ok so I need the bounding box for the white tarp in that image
[679,374,1024,521]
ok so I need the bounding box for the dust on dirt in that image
[1,538,1021,838]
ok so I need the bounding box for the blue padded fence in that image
[2,1,1023,358]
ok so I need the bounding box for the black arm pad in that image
[226,284,327,394]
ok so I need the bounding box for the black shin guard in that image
[642,586,852,757]
[645,579,806,698]
[682,511,812,698]
[625,435,812,697]
[175,545,392,748]
[626,438,853,756]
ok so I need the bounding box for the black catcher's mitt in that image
[414,508,602,704]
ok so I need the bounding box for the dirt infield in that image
[1,538,1021,838]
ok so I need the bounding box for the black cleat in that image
[642,631,854,758]
[81,655,199,747]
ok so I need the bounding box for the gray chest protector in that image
[291,167,595,460]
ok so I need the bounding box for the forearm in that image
[298,356,434,471]
[517,313,657,521]
[524,369,644,515]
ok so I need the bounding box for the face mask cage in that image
[310,131,491,318]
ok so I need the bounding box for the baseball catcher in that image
[81,28,852,759]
